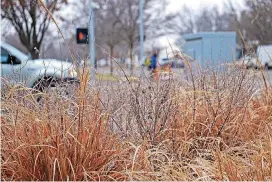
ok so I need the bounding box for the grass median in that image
[96,73,139,82]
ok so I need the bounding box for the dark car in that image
[160,55,194,68]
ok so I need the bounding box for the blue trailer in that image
[183,32,236,69]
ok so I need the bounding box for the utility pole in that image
[139,0,144,78]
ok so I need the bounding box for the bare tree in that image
[243,0,272,45]
[174,5,231,34]
[195,8,214,32]
[171,5,196,48]
[96,0,123,75]
[173,5,196,34]
[112,0,173,76]
[222,0,272,47]
[1,0,68,59]
[173,5,231,47]
[4,33,29,54]
[211,6,231,32]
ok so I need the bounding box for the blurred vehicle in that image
[172,54,193,68]
[158,49,175,67]
[239,45,272,69]
[158,48,192,68]
[257,45,272,69]
[1,41,78,92]
[236,55,256,68]
[98,59,107,67]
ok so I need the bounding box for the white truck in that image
[257,45,272,69]
[1,42,78,93]
[240,45,272,69]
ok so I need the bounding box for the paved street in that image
[96,66,272,82]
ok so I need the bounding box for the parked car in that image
[1,42,78,93]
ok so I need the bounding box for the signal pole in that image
[89,0,97,81]
[139,0,144,78]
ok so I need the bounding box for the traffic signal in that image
[76,28,88,44]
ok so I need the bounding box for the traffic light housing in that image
[76,28,88,44]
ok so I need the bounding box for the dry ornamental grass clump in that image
[1,74,130,181]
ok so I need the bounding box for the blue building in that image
[183,32,237,69]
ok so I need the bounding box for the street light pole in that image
[139,0,144,78]
[89,0,96,80]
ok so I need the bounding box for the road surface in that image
[96,66,272,82]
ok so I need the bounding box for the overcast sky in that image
[167,0,245,13]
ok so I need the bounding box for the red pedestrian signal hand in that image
[76,28,88,44]
[78,32,84,40]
